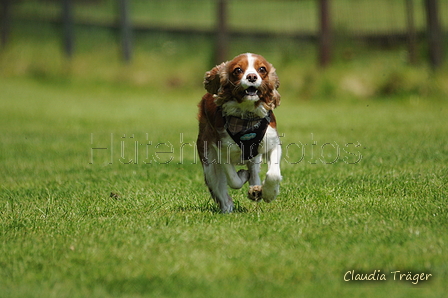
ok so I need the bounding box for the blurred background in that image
[0,0,447,99]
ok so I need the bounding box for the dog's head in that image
[204,53,280,111]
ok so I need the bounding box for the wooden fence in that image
[0,0,445,69]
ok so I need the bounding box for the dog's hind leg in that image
[201,146,234,213]
[203,164,233,213]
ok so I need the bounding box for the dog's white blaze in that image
[241,53,262,89]
[246,53,256,75]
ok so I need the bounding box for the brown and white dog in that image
[197,53,282,213]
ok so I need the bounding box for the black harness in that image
[223,110,271,161]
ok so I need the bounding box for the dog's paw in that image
[261,174,281,203]
[261,186,279,203]
[248,185,263,202]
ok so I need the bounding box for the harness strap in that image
[222,110,271,161]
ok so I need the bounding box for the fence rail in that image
[1,0,446,68]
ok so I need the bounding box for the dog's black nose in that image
[246,73,258,83]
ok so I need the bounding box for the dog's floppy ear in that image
[268,66,281,108]
[204,62,227,95]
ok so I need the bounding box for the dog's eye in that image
[258,66,267,74]
[233,67,243,75]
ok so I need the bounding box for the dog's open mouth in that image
[244,86,259,97]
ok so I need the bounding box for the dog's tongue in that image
[245,86,258,96]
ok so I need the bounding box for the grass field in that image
[1,4,448,296]
[1,73,447,297]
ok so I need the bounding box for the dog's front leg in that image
[222,163,250,189]
[247,155,263,201]
[262,144,282,202]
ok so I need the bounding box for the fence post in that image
[318,0,331,67]
[424,0,443,69]
[118,0,132,63]
[214,0,229,64]
[405,0,417,65]
[1,0,11,49]
[62,0,74,58]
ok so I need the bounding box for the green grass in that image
[0,74,447,297]
[1,6,448,296]
[2,20,448,100]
